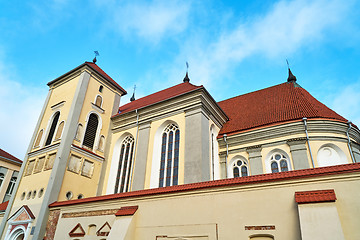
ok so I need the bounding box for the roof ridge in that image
[218,82,288,104]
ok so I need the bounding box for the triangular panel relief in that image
[69,223,86,237]
[96,221,111,236]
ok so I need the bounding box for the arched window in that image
[34,129,43,148]
[114,135,134,193]
[210,125,220,180]
[83,113,99,150]
[317,144,348,167]
[159,124,180,187]
[54,121,64,140]
[95,95,102,108]
[269,152,290,173]
[229,157,249,178]
[45,112,60,146]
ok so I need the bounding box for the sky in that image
[1,0,360,159]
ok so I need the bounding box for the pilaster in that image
[132,122,151,191]
[246,146,263,175]
[287,138,310,170]
[184,107,210,183]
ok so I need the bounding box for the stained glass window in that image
[114,136,134,193]
[231,158,248,177]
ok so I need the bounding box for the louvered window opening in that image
[45,112,60,146]
[83,113,99,149]
[159,124,179,188]
[114,136,134,193]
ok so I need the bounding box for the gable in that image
[8,205,35,223]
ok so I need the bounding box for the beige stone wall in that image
[50,170,360,240]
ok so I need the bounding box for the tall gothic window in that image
[114,136,134,193]
[83,113,99,150]
[159,124,180,187]
[45,112,60,146]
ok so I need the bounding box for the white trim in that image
[94,94,103,108]
[228,156,249,178]
[81,111,103,151]
[106,133,133,194]
[150,120,180,188]
[5,225,26,240]
[210,125,220,180]
[54,120,65,140]
[42,110,61,147]
[265,149,292,173]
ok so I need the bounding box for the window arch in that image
[317,144,348,167]
[114,135,134,193]
[45,111,60,146]
[83,113,99,150]
[228,156,249,178]
[34,129,43,148]
[266,150,291,173]
[159,124,180,187]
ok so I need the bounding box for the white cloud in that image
[104,0,191,43]
[332,81,360,126]
[0,60,46,159]
[160,0,353,90]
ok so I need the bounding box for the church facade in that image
[1,62,360,240]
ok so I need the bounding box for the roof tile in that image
[218,82,348,136]
[0,148,22,164]
[295,189,336,204]
[115,206,138,216]
[113,82,202,116]
[49,162,360,208]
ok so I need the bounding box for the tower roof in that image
[47,62,127,95]
[113,82,203,117]
[217,82,349,137]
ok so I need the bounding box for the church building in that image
[1,61,360,240]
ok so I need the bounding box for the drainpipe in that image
[346,121,356,163]
[303,118,315,168]
[223,134,228,178]
[128,109,139,191]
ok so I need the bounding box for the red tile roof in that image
[113,82,203,117]
[295,189,336,204]
[49,162,360,208]
[217,82,348,137]
[0,201,8,211]
[47,62,127,95]
[0,148,22,164]
[85,62,127,94]
[115,206,138,216]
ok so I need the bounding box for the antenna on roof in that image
[286,59,297,82]
[130,85,136,102]
[183,61,190,83]
[93,51,100,64]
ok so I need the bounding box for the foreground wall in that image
[45,163,360,240]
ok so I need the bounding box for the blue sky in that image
[1,0,360,159]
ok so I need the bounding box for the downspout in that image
[223,134,228,178]
[129,109,139,191]
[303,118,315,168]
[346,121,356,163]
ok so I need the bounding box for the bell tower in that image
[0,62,126,240]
